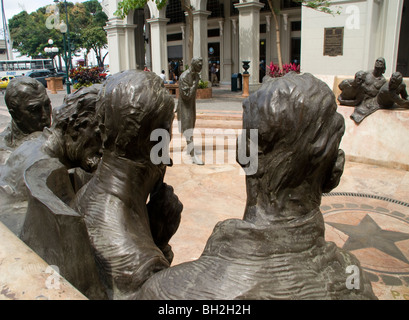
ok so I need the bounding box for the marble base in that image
[338,106,409,171]
[0,222,87,300]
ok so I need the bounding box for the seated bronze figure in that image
[0,76,52,164]
[337,70,366,106]
[0,85,102,235]
[73,70,182,300]
[135,72,377,300]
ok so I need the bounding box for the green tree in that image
[82,26,109,67]
[9,1,108,68]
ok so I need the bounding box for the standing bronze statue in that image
[177,57,204,165]
[136,72,377,300]
[0,77,52,164]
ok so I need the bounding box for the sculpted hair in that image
[52,85,101,132]
[96,70,175,157]
[44,85,101,159]
[243,72,345,194]
[5,76,46,111]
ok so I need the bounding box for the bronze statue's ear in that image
[322,149,345,193]
[8,108,15,119]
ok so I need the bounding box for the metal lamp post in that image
[59,20,71,94]
[44,39,59,76]
[54,0,72,94]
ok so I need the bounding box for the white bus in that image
[0,59,54,77]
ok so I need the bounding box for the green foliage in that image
[114,0,168,19]
[297,0,341,15]
[198,80,208,89]
[8,1,108,64]
[70,66,106,89]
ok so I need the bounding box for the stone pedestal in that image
[45,77,63,94]
[242,73,250,98]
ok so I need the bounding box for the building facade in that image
[101,0,408,88]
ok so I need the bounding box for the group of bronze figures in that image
[0,60,380,299]
[337,57,409,123]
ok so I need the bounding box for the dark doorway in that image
[291,38,301,65]
[260,39,266,82]
[133,9,145,69]
[208,42,220,83]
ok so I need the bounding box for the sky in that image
[1,0,90,22]
[0,1,107,65]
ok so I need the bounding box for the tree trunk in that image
[267,0,283,71]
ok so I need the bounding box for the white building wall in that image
[301,0,404,77]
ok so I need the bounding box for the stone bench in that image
[0,221,87,300]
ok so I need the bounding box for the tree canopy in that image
[9,0,108,67]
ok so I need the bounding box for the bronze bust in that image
[136,72,377,300]
[0,77,51,164]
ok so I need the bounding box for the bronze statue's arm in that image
[147,182,183,264]
[400,84,408,100]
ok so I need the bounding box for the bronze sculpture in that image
[73,70,182,300]
[361,57,387,99]
[177,57,204,165]
[337,70,366,106]
[0,85,102,235]
[0,77,52,164]
[377,71,409,109]
[136,72,377,300]
[339,58,389,123]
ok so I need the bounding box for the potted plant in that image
[69,66,107,90]
[196,80,212,99]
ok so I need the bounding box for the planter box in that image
[196,87,212,99]
[45,77,63,94]
[175,87,212,99]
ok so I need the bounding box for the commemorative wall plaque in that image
[323,27,344,57]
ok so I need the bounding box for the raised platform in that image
[338,106,409,171]
[0,221,86,300]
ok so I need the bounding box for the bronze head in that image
[240,72,345,223]
[96,70,175,162]
[5,76,51,134]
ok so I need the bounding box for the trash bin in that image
[231,73,238,92]
[237,73,242,91]
[231,73,243,92]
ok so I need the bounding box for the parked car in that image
[25,69,67,88]
[0,76,15,89]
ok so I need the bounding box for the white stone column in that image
[104,18,137,73]
[105,18,123,74]
[147,17,169,78]
[234,1,264,90]
[193,10,211,81]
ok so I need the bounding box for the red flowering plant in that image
[267,62,300,78]
[69,66,107,89]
